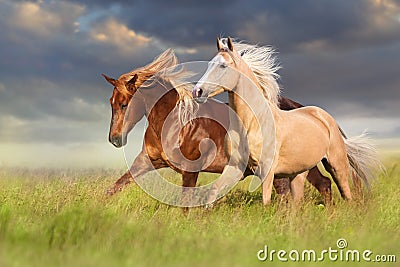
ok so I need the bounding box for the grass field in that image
[0,159,399,267]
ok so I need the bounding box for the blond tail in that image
[344,132,385,189]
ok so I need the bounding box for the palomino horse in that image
[193,37,382,205]
[102,49,332,205]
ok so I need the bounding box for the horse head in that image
[102,73,146,148]
[193,37,242,103]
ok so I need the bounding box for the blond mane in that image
[221,38,281,105]
[118,49,197,125]
[118,48,178,89]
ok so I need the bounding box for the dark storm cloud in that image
[0,0,165,125]
[237,0,400,51]
[278,41,400,118]
[0,9,154,148]
[67,0,400,51]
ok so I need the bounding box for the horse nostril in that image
[110,136,122,147]
[193,86,203,98]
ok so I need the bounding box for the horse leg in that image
[260,159,278,205]
[260,152,280,205]
[306,166,332,204]
[274,178,290,195]
[106,152,163,195]
[274,178,290,203]
[207,165,243,207]
[322,158,352,200]
[261,169,275,205]
[106,171,132,196]
[181,172,199,213]
[290,171,307,202]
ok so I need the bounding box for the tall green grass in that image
[0,162,398,267]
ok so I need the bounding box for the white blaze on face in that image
[196,54,227,93]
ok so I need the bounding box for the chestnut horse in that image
[102,49,332,205]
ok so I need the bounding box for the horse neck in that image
[238,60,267,98]
[229,68,279,129]
[144,80,179,131]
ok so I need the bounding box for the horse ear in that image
[127,74,138,89]
[227,36,234,51]
[216,37,223,51]
[102,74,116,86]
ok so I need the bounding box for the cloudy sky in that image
[0,0,399,167]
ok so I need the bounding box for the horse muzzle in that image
[109,135,126,148]
[192,86,208,103]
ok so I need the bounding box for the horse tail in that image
[343,132,385,189]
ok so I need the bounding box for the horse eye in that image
[220,64,227,69]
[121,104,128,110]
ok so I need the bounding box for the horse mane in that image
[118,48,197,125]
[221,38,281,105]
[118,48,178,88]
[161,65,198,126]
